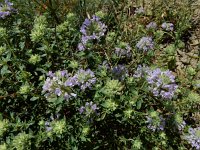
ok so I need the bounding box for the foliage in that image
[0,0,199,149]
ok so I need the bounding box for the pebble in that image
[180,56,190,64]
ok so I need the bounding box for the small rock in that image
[176,61,183,66]
[180,56,190,64]
[177,50,185,56]
[191,39,200,45]
[190,59,198,68]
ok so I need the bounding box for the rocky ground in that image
[176,0,200,79]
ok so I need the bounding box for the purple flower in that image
[60,70,68,77]
[134,66,178,99]
[0,0,16,19]
[79,106,85,114]
[146,116,165,132]
[47,71,55,77]
[43,69,96,101]
[79,101,99,115]
[146,68,178,99]
[43,70,76,101]
[55,88,62,96]
[64,76,79,87]
[45,121,52,132]
[78,43,85,51]
[146,22,157,29]
[133,65,150,78]
[91,104,97,111]
[161,22,174,31]
[115,43,132,58]
[75,69,96,91]
[183,127,200,149]
[42,78,53,93]
[112,65,128,81]
[78,15,107,51]
[136,37,154,51]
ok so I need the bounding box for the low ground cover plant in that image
[0,0,200,149]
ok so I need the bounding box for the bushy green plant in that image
[0,0,199,149]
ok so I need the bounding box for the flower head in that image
[42,70,76,101]
[146,68,178,99]
[0,0,16,19]
[78,15,107,51]
[183,127,200,149]
[115,43,132,58]
[134,66,178,99]
[79,101,99,116]
[146,114,166,132]
[43,69,96,100]
[133,65,150,78]
[161,22,174,31]
[136,37,154,51]
[146,22,157,29]
[74,69,96,91]
[112,65,128,81]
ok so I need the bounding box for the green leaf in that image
[1,65,11,75]
[30,96,39,101]
[136,100,143,110]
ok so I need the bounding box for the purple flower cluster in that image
[42,70,77,100]
[146,68,178,99]
[161,22,174,31]
[146,116,165,132]
[71,69,97,91]
[136,37,154,51]
[134,66,178,99]
[42,69,96,100]
[177,120,186,131]
[133,65,150,78]
[146,22,157,29]
[79,101,99,115]
[112,65,128,81]
[78,15,107,51]
[183,127,200,149]
[0,0,16,19]
[115,43,132,58]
